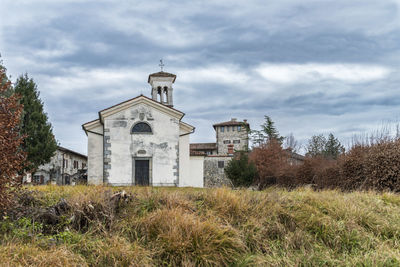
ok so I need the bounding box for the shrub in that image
[225,151,257,187]
[249,140,290,188]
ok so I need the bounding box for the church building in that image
[82,69,249,187]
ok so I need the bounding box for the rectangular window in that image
[227,126,230,132]
[233,140,240,144]
[232,126,235,131]
[223,140,231,144]
[237,126,241,131]
[220,126,224,132]
[82,163,86,169]
[218,161,224,168]
[33,175,41,184]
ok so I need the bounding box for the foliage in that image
[250,139,290,188]
[14,73,57,172]
[0,67,26,211]
[306,134,327,157]
[324,133,345,159]
[306,133,344,159]
[251,115,284,147]
[1,186,400,266]
[225,151,258,187]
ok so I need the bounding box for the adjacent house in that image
[29,146,87,185]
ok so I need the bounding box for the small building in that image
[82,70,203,187]
[190,118,251,187]
[30,146,87,185]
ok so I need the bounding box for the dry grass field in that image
[1,185,400,266]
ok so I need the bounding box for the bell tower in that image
[148,60,176,107]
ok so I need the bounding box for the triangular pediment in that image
[99,95,184,123]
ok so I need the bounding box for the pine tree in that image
[250,115,284,147]
[324,133,344,159]
[306,133,344,159]
[14,73,57,172]
[261,116,284,143]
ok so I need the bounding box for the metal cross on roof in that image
[159,59,165,72]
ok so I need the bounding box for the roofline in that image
[57,146,87,159]
[82,119,102,136]
[148,72,177,83]
[212,121,250,129]
[98,95,185,122]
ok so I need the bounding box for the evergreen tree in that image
[261,115,284,143]
[14,73,57,172]
[225,152,258,187]
[306,133,344,159]
[251,115,284,146]
[324,133,345,159]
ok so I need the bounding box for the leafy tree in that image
[14,74,57,172]
[0,67,26,210]
[225,152,258,187]
[306,134,327,157]
[324,133,345,159]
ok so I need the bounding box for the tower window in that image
[218,161,224,168]
[220,126,224,132]
[223,140,231,144]
[227,126,230,132]
[237,126,241,131]
[132,122,152,134]
[233,140,240,144]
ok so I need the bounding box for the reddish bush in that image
[253,139,400,192]
[249,140,292,188]
[0,69,26,211]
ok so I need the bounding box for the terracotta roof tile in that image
[213,120,249,129]
[190,143,217,150]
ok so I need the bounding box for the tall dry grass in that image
[0,186,400,266]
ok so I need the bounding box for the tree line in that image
[226,115,345,187]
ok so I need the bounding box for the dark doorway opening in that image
[135,159,150,186]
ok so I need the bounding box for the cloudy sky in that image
[1,0,400,154]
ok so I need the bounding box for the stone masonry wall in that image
[216,126,248,155]
[204,156,233,187]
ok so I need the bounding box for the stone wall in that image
[203,156,233,187]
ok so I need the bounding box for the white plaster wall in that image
[184,156,204,187]
[178,134,190,187]
[87,125,104,184]
[105,103,180,186]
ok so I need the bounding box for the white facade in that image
[83,71,204,187]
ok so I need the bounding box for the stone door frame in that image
[132,157,153,186]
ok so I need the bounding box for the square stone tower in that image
[213,118,250,155]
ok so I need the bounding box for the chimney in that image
[231,118,237,122]
[243,119,247,123]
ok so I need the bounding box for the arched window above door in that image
[131,122,152,134]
